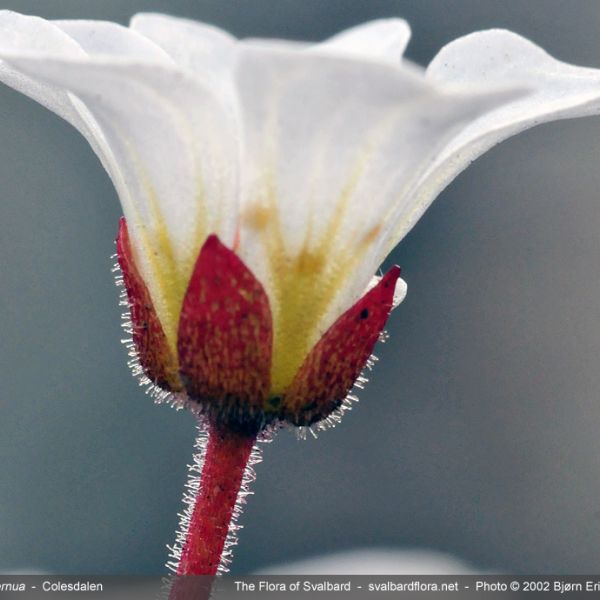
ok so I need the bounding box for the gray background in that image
[1,0,600,575]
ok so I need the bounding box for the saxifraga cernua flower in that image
[3,10,600,582]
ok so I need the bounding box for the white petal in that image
[367,274,408,309]
[245,19,410,63]
[387,29,600,255]
[233,45,524,388]
[0,10,131,228]
[53,19,174,62]
[236,46,520,287]
[129,12,237,96]
[0,10,80,57]
[50,20,179,184]
[1,53,240,348]
[392,277,408,309]
[0,11,102,152]
[242,38,308,51]
[313,18,411,62]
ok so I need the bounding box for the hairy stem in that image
[168,421,257,600]
[177,421,256,575]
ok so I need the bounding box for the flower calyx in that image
[117,219,400,434]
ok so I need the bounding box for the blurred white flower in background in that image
[259,548,483,574]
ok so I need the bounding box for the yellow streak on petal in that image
[246,162,379,395]
[126,168,207,360]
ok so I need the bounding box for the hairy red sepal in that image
[116,218,181,391]
[282,266,401,425]
[177,235,272,432]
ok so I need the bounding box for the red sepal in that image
[177,235,272,431]
[116,218,181,391]
[282,266,401,425]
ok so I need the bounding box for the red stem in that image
[167,422,256,600]
[177,422,256,575]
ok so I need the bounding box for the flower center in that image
[244,182,381,394]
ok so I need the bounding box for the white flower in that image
[2,11,600,430]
